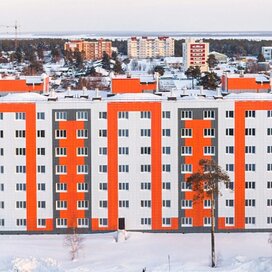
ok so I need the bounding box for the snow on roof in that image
[0,92,47,102]
[106,92,163,101]
[225,92,272,100]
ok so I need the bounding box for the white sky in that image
[1,0,272,33]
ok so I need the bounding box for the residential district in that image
[0,37,271,233]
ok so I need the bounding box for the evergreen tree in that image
[153,65,165,76]
[185,66,201,88]
[257,52,266,62]
[187,159,231,268]
[198,72,221,90]
[207,54,219,70]
[14,47,23,63]
[113,60,124,74]
[102,51,111,70]
[74,49,84,68]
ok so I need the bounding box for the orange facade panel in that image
[0,79,45,93]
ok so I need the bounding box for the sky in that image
[1,0,272,33]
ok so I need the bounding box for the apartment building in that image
[0,85,272,234]
[128,37,175,59]
[262,46,272,61]
[183,38,209,72]
[64,39,112,60]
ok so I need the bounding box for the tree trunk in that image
[211,194,216,268]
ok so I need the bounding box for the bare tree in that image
[64,225,84,261]
[187,159,231,268]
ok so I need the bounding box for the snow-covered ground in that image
[0,232,271,272]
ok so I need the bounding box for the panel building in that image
[183,38,209,72]
[64,39,112,60]
[128,37,175,59]
[0,82,272,233]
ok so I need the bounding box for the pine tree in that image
[207,54,219,70]
[198,72,221,90]
[102,51,111,70]
[257,52,266,63]
[154,65,165,76]
[187,159,231,268]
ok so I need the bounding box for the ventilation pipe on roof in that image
[214,87,223,100]
[168,88,177,100]
[93,88,102,101]
[198,86,205,97]
[155,72,160,92]
[80,86,88,99]
[239,70,244,78]
[180,86,189,98]
[65,86,73,98]
[48,88,57,101]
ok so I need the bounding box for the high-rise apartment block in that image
[0,79,271,234]
[262,46,272,61]
[128,37,175,59]
[64,39,112,60]
[183,38,209,72]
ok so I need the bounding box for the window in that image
[77,218,89,228]
[77,183,88,192]
[37,148,45,156]
[204,217,211,226]
[37,219,46,227]
[37,112,45,120]
[0,113,3,120]
[119,165,129,173]
[245,181,255,189]
[245,199,256,207]
[204,146,215,155]
[162,164,171,172]
[16,219,26,226]
[0,166,4,174]
[181,182,192,191]
[181,164,192,173]
[56,200,67,210]
[76,111,88,120]
[141,129,151,137]
[246,164,255,171]
[204,128,215,137]
[0,148,3,156]
[162,146,171,155]
[56,218,67,228]
[77,200,89,210]
[245,217,256,224]
[181,146,192,156]
[268,110,272,118]
[16,148,26,156]
[119,182,129,190]
[245,146,256,154]
[56,183,67,192]
[141,218,151,225]
[118,111,129,119]
[226,128,234,136]
[15,112,26,120]
[77,165,88,174]
[162,129,171,137]
[37,130,45,138]
[0,130,3,138]
[162,182,171,190]
[162,111,170,119]
[55,147,67,157]
[0,183,4,191]
[245,110,255,118]
[55,130,66,139]
[141,182,151,190]
[141,147,151,155]
[99,200,108,208]
[77,147,88,156]
[16,165,26,173]
[226,110,234,118]
[15,130,25,138]
[38,201,46,208]
[99,165,107,173]
[56,165,67,174]
[163,200,171,207]
[267,217,272,224]
[226,164,234,172]
[140,111,151,119]
[225,217,234,225]
[118,129,129,137]
[37,165,46,173]
[181,128,192,137]
[181,217,192,226]
[0,201,4,209]
[181,110,192,119]
[203,110,215,119]
[77,129,88,139]
[226,199,234,207]
[245,128,255,136]
[267,146,272,153]
[55,111,67,121]
[268,128,272,136]
[204,199,211,208]
[163,218,171,226]
[267,199,272,206]
[98,147,107,155]
[38,183,46,191]
[99,129,107,137]
[181,200,193,208]
[267,181,272,189]
[226,146,234,154]
[119,200,129,208]
[16,201,26,209]
[99,218,108,226]
[99,112,107,119]
[141,165,150,172]
[119,147,129,155]
[141,200,151,207]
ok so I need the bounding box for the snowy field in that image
[0,232,271,272]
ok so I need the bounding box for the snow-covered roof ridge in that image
[0,92,48,102]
